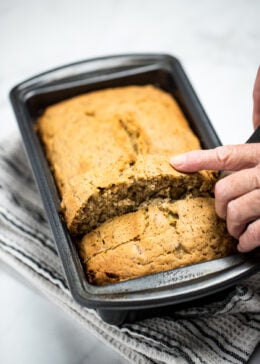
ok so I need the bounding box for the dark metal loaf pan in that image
[10,54,260,325]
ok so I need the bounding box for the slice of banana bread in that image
[62,155,216,235]
[80,197,236,285]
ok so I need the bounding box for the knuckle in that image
[214,180,226,219]
[214,180,225,200]
[226,201,241,238]
[253,166,260,187]
[226,200,240,222]
[215,146,233,168]
[215,200,225,220]
[246,223,260,243]
[239,220,260,252]
[214,180,229,218]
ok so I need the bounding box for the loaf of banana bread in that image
[37,85,235,286]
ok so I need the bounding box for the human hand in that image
[170,67,260,253]
[170,144,260,253]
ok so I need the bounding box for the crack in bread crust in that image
[65,157,216,235]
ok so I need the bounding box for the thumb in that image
[170,144,260,172]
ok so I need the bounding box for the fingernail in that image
[170,154,187,167]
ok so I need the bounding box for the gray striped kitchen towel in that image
[0,136,259,364]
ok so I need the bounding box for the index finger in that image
[170,144,260,172]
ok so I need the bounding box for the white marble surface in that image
[1,0,260,363]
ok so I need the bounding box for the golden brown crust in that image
[80,197,236,285]
[37,85,235,286]
[37,85,209,235]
